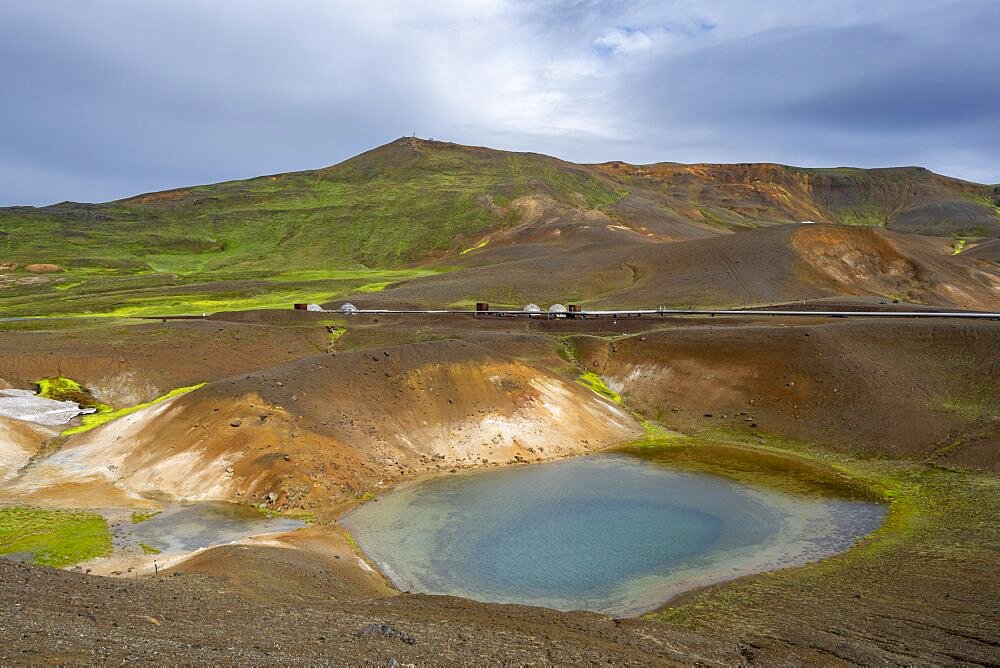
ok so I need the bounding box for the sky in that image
[1,0,997,206]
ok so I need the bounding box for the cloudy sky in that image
[1,0,997,206]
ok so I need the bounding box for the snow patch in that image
[0,389,93,426]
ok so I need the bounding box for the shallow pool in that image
[341,450,886,615]
[119,502,306,557]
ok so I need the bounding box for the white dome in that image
[548,303,567,313]
[306,303,323,312]
[523,303,541,313]
[339,302,359,313]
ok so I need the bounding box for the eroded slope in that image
[6,340,640,512]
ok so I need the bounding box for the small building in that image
[339,302,359,314]
[523,303,541,313]
[548,303,568,318]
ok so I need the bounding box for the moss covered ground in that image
[0,507,111,567]
[36,376,110,412]
[576,371,622,404]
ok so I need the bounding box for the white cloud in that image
[0,0,996,205]
[594,28,654,55]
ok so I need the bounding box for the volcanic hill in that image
[1,137,998,317]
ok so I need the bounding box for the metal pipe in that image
[323,308,1000,319]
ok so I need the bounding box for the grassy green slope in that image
[2,138,625,272]
[0,138,625,316]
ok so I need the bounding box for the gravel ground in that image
[0,559,739,666]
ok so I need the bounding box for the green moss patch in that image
[461,239,489,254]
[635,425,1000,664]
[36,376,111,413]
[139,542,161,555]
[929,394,998,422]
[576,371,622,404]
[0,506,112,567]
[62,382,206,436]
[556,337,579,365]
[131,510,161,524]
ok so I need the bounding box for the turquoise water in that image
[342,453,886,615]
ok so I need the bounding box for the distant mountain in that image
[0,137,997,317]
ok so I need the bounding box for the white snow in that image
[0,388,93,426]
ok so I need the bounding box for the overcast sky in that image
[1,0,997,206]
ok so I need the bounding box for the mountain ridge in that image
[0,137,998,317]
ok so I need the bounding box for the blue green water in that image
[342,453,886,615]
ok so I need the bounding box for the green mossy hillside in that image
[0,140,623,275]
[0,140,624,317]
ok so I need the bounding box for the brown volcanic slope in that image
[597,159,1000,236]
[320,142,1000,311]
[351,222,1000,310]
[571,318,1000,468]
[4,336,641,513]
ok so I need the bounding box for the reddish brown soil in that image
[2,463,996,666]
[573,318,1000,468]
[0,319,329,405]
[24,264,63,273]
[2,138,999,664]
[352,224,1000,311]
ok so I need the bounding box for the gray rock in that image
[354,623,415,645]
